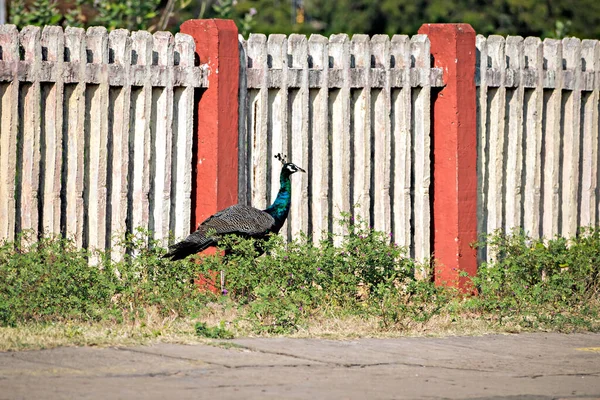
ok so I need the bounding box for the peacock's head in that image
[275,153,306,176]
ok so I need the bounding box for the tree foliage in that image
[242,0,600,38]
[8,0,600,39]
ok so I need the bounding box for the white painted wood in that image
[476,34,489,262]
[288,34,310,240]
[0,25,19,242]
[371,35,392,235]
[239,33,439,256]
[391,35,412,253]
[18,26,42,243]
[63,27,86,247]
[40,26,64,237]
[485,36,506,238]
[150,31,174,247]
[522,36,544,239]
[410,34,431,266]
[238,35,249,206]
[561,38,582,238]
[307,34,330,242]
[130,31,153,235]
[350,34,372,225]
[503,36,524,232]
[171,33,194,239]
[328,34,351,241]
[580,40,599,227]
[246,34,269,210]
[107,29,131,258]
[541,39,563,239]
[238,32,600,260]
[85,27,109,254]
[0,25,200,252]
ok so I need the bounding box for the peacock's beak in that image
[298,166,306,173]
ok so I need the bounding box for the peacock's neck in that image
[264,172,292,232]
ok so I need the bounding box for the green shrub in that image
[0,230,205,327]
[0,234,114,326]
[470,227,600,330]
[196,216,440,333]
[1,222,598,335]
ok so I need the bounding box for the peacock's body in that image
[164,154,305,261]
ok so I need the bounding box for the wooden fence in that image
[238,33,444,260]
[0,25,206,256]
[476,35,600,260]
[1,20,599,290]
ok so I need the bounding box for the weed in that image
[194,321,234,339]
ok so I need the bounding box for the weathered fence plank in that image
[307,34,330,241]
[391,35,412,251]
[150,31,175,246]
[63,27,86,247]
[371,35,392,235]
[328,34,352,241]
[107,29,131,259]
[85,27,109,253]
[411,34,431,264]
[129,31,153,237]
[40,26,64,236]
[350,34,372,225]
[288,34,310,240]
[238,36,249,207]
[522,36,543,238]
[246,34,269,210]
[18,26,42,242]
[541,39,563,239]
[171,33,195,240]
[485,36,506,240]
[504,36,524,231]
[580,40,600,227]
[561,38,583,238]
[0,25,19,242]
[476,34,489,261]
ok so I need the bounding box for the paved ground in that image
[1,333,599,399]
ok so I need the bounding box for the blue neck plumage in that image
[264,169,292,233]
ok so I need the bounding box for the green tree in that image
[8,0,600,41]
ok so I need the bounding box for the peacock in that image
[163,153,305,261]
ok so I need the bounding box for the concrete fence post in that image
[418,24,478,292]
[180,19,240,232]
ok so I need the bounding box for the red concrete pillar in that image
[418,24,478,292]
[180,19,239,230]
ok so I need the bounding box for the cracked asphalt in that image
[1,332,600,399]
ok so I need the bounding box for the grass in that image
[1,221,599,351]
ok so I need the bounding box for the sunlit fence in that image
[238,33,444,260]
[476,35,599,260]
[0,25,206,258]
[1,20,599,288]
